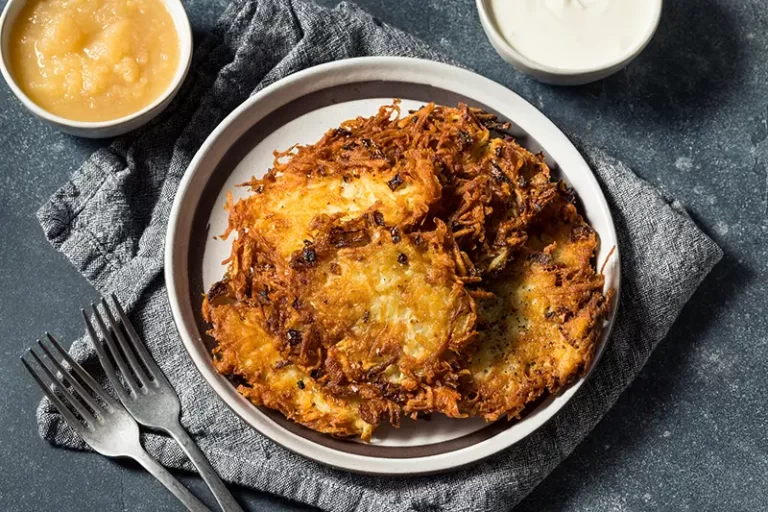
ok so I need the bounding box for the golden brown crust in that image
[461,192,613,421]
[204,101,611,440]
[293,220,476,419]
[215,215,476,421]
[203,301,392,440]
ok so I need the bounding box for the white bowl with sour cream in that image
[477,0,663,86]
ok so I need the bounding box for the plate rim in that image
[165,56,621,475]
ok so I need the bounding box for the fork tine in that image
[91,303,141,395]
[26,348,97,427]
[110,294,162,379]
[38,337,109,414]
[100,297,151,386]
[83,309,134,399]
[21,353,86,431]
[44,333,121,410]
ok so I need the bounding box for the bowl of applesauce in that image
[0,0,192,137]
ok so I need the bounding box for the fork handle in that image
[131,447,212,512]
[165,419,244,512]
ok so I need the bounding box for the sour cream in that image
[487,0,659,71]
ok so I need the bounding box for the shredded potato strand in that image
[203,102,611,440]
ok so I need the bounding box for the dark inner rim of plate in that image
[188,81,570,459]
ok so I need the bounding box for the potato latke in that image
[203,102,611,440]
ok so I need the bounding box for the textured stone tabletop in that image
[0,1,765,511]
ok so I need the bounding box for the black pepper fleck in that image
[398,253,408,265]
[491,162,512,184]
[387,174,404,191]
[297,380,305,390]
[302,246,316,265]
[334,127,350,138]
[287,329,302,345]
[458,130,473,147]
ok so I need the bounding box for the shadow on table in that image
[515,245,751,512]
[111,457,319,511]
[555,0,745,121]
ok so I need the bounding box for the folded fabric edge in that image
[37,233,724,512]
[30,2,725,504]
[533,243,721,501]
[584,145,722,249]
[36,395,410,512]
[33,138,722,512]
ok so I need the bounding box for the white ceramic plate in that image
[165,57,620,475]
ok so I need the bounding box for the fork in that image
[21,334,211,512]
[83,295,244,512]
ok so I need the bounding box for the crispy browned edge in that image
[202,102,612,440]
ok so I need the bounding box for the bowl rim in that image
[165,56,622,475]
[475,0,663,77]
[0,0,193,129]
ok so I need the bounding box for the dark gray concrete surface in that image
[1,0,765,511]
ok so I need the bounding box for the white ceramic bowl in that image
[165,57,621,475]
[476,0,663,86]
[0,0,192,138]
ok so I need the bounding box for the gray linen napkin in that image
[36,0,723,511]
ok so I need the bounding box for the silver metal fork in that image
[83,295,243,512]
[21,334,211,512]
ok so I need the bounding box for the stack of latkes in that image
[203,102,612,441]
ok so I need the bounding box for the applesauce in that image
[9,0,180,122]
